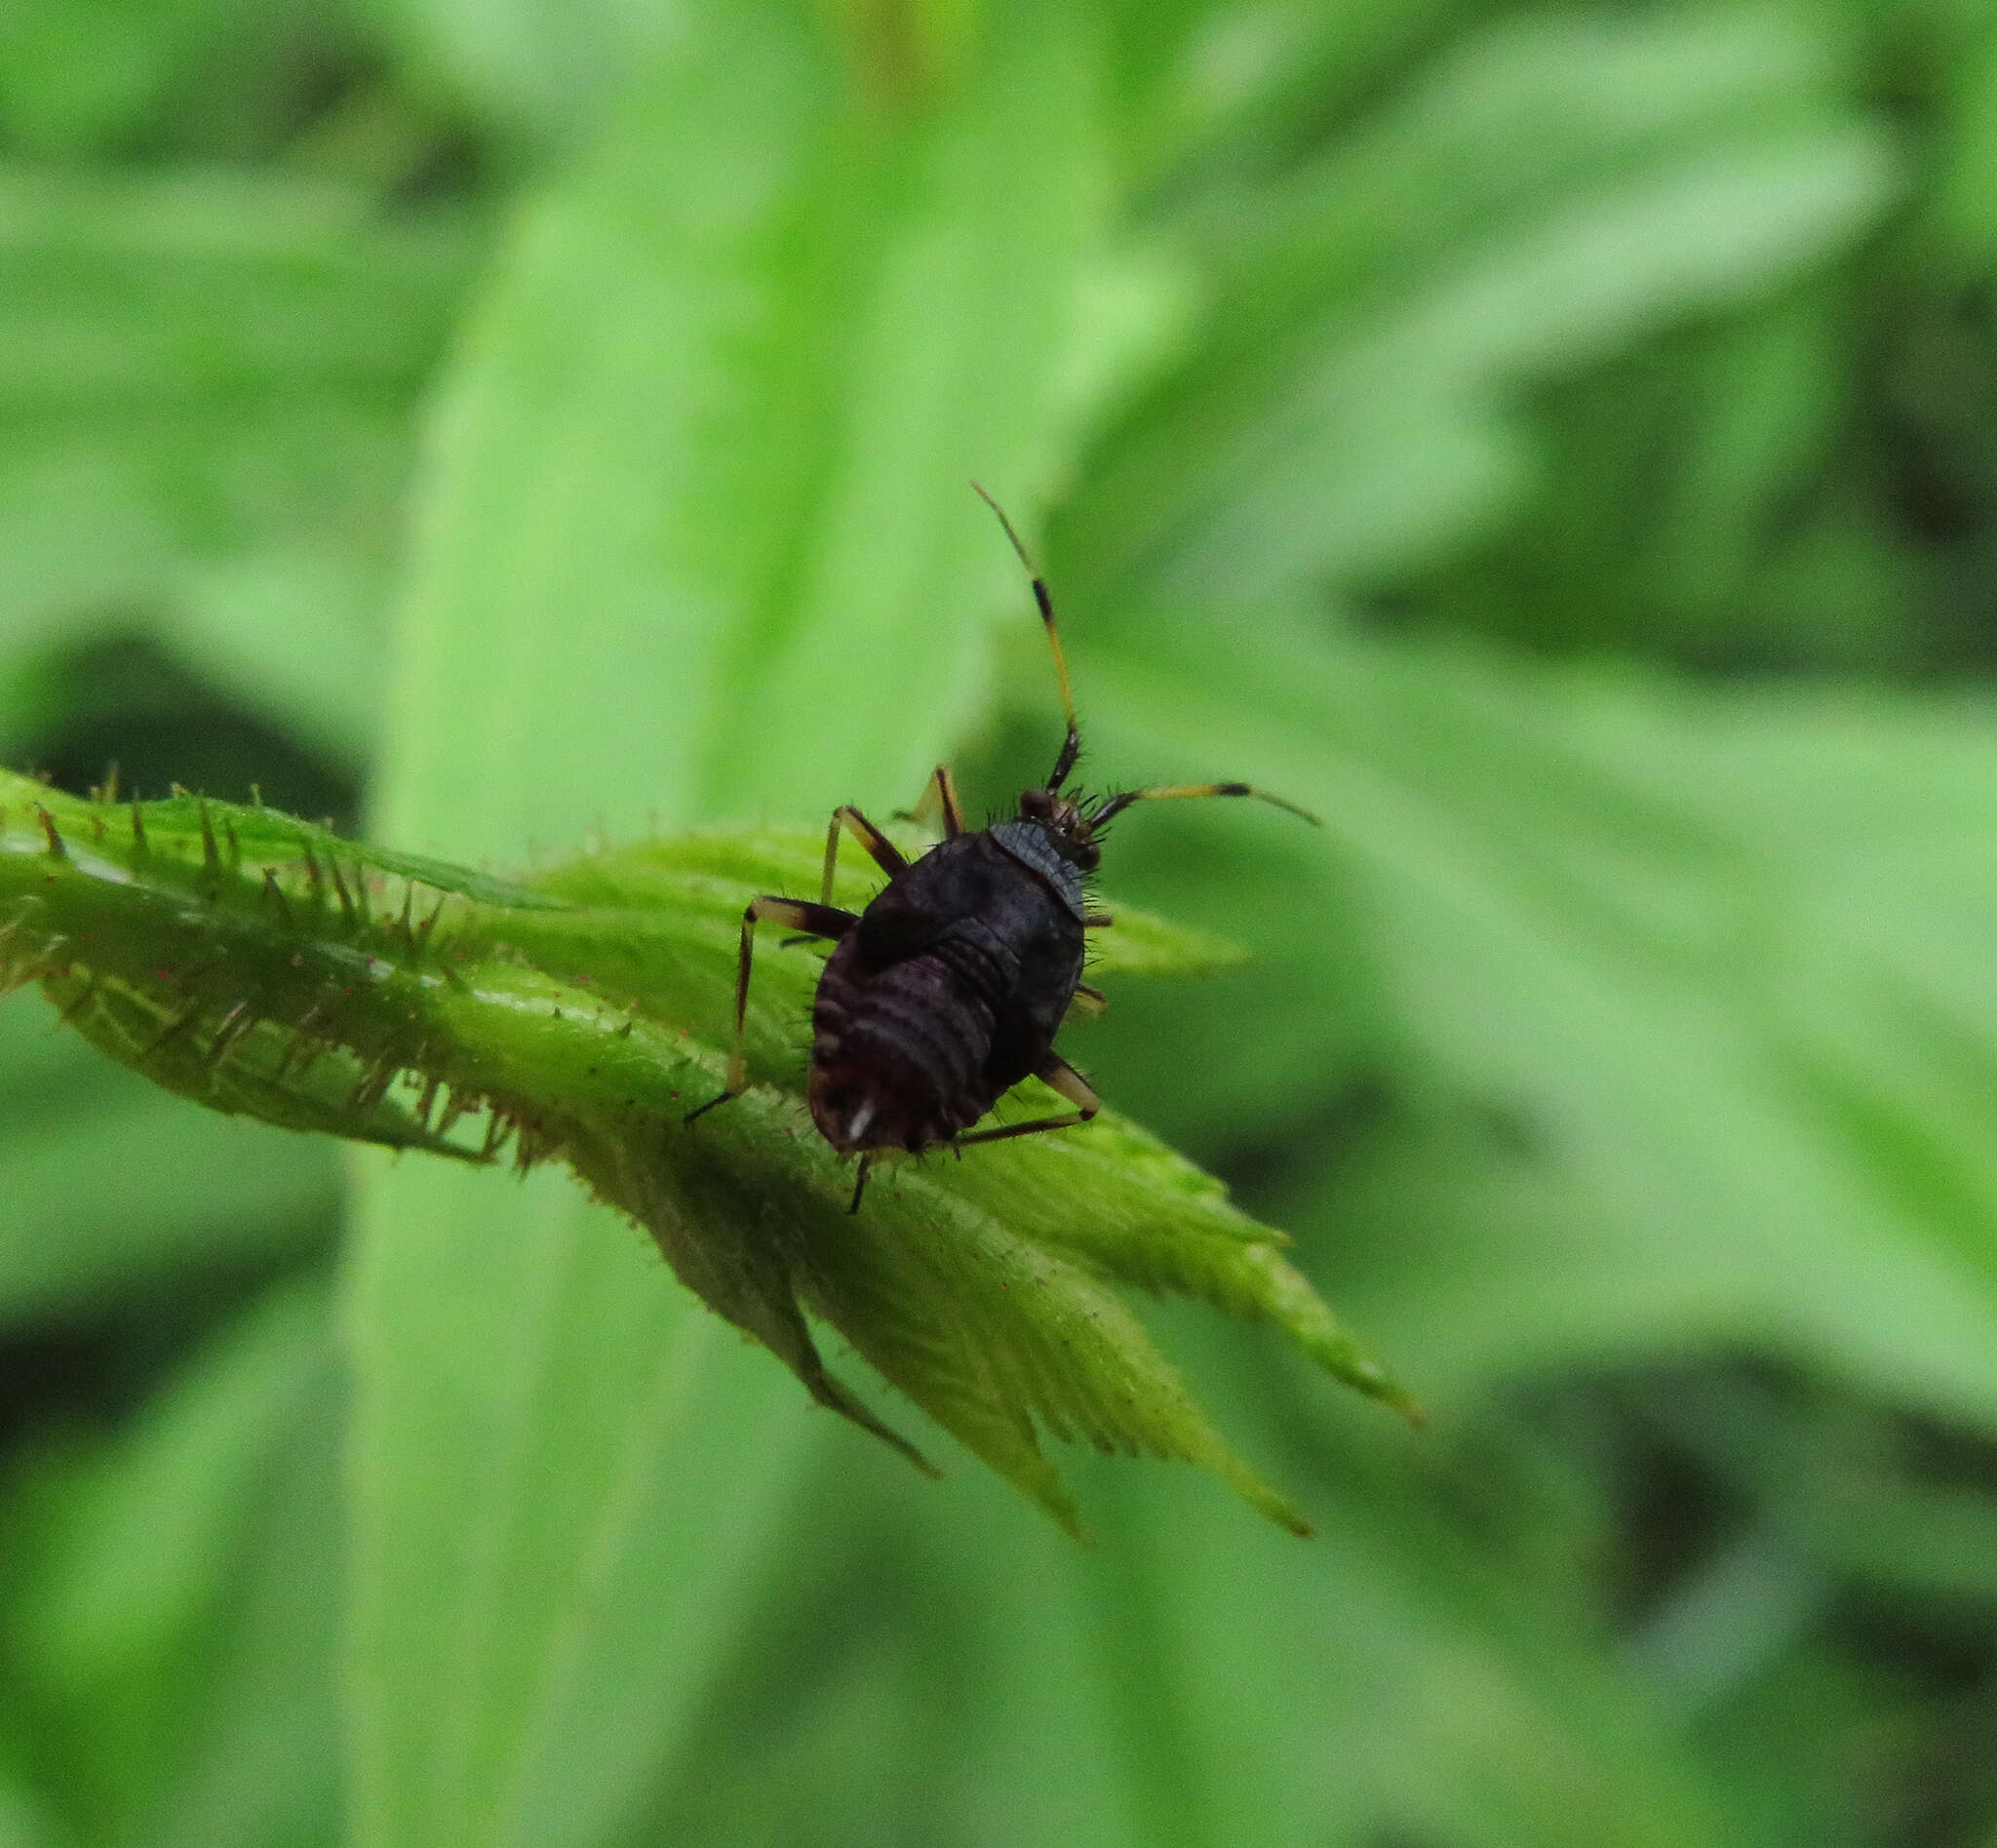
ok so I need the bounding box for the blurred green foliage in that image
[6,1,1997,1845]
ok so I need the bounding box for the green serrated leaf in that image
[0,768,1411,1537]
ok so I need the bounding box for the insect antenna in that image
[971,482,1082,791]
[1091,782,1321,827]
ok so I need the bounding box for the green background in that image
[6,0,1997,1842]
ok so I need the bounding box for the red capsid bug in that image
[686,486,1319,1209]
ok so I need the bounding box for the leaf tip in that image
[1345,1355,1426,1428]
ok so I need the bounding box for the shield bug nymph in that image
[687,487,1317,1209]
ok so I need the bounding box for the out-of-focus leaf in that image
[1045,619,1997,1443]
[1414,296,1884,664]
[648,1337,1743,1848]
[0,0,303,157]
[1121,1370,1738,1848]
[637,1447,1203,1848]
[0,172,463,402]
[1,1275,342,1848]
[372,9,1113,850]
[349,0,690,147]
[1929,16,1997,267]
[0,1780,51,1848]
[0,991,333,1322]
[1071,8,1897,606]
[159,551,389,772]
[0,170,479,766]
[1101,0,1470,189]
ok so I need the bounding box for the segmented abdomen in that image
[807,949,1000,1154]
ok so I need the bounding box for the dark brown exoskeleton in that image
[686,488,1316,1209]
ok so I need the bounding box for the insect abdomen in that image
[809,950,1002,1153]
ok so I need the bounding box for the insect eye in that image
[1021,788,1054,818]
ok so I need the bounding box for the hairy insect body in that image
[810,829,1084,1154]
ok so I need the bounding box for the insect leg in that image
[819,805,908,906]
[950,1053,1102,1148]
[901,766,965,838]
[1064,982,1107,1022]
[685,895,857,1123]
[1091,783,1320,826]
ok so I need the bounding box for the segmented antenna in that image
[971,483,1083,789]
